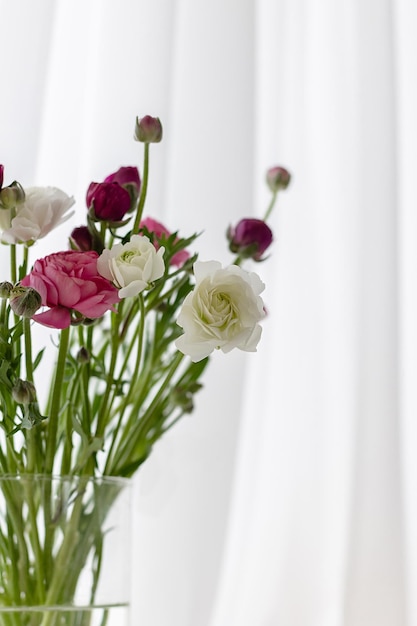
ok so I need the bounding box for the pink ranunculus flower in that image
[21,250,120,329]
[140,217,190,267]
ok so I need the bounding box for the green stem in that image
[23,318,34,383]
[44,326,70,475]
[40,479,89,626]
[263,190,277,222]
[132,142,150,232]
[22,244,29,278]
[23,318,37,474]
[113,351,184,473]
[22,480,46,603]
[10,244,17,285]
[94,310,121,440]
[103,297,145,473]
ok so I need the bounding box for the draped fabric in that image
[1,1,416,624]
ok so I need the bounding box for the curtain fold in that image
[1,1,417,625]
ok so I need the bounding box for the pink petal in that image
[32,306,71,329]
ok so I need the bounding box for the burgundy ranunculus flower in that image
[21,250,120,329]
[70,226,94,252]
[140,217,190,267]
[104,166,141,212]
[104,166,140,190]
[86,181,131,222]
[227,218,273,261]
[0,165,4,190]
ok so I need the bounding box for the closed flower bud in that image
[104,166,141,212]
[227,218,273,261]
[76,346,90,363]
[134,116,163,143]
[86,181,131,222]
[70,226,94,251]
[266,166,291,192]
[0,281,13,298]
[0,181,25,210]
[12,379,37,404]
[9,285,42,318]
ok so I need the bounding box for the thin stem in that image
[263,190,277,222]
[10,244,17,285]
[94,309,121,440]
[23,318,37,474]
[44,326,70,474]
[132,142,150,232]
[103,297,145,473]
[22,244,29,278]
[23,318,34,383]
[114,351,184,473]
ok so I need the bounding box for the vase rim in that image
[0,473,131,486]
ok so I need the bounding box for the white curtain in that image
[1,1,417,625]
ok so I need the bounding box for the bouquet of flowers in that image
[0,115,290,625]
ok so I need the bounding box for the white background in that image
[1,1,417,625]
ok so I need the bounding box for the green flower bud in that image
[9,285,42,318]
[0,281,13,298]
[12,379,37,404]
[0,181,25,210]
[134,116,163,143]
[265,166,291,193]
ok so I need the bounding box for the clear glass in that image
[0,475,131,626]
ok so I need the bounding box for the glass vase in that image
[0,474,131,626]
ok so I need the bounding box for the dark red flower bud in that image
[0,165,4,190]
[104,166,140,189]
[227,218,273,261]
[104,166,141,212]
[70,226,94,251]
[86,181,131,222]
[134,116,163,143]
[266,166,291,192]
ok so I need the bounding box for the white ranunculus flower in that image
[175,260,266,362]
[97,234,165,298]
[1,187,75,244]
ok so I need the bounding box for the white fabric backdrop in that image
[1,1,417,625]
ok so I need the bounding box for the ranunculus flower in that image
[104,166,141,212]
[86,182,131,222]
[97,234,165,298]
[70,226,94,251]
[0,165,4,189]
[104,166,140,190]
[20,250,119,329]
[227,218,273,261]
[140,217,190,267]
[175,261,265,362]
[1,187,75,245]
